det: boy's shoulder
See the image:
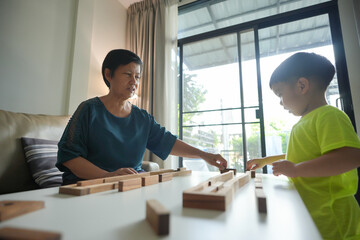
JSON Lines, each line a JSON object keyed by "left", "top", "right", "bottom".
{"left": 306, "top": 105, "right": 347, "bottom": 120}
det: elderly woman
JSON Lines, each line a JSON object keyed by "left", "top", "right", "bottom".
{"left": 56, "top": 49, "right": 227, "bottom": 184}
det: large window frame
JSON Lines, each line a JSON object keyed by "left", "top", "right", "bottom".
{"left": 178, "top": 0, "right": 355, "bottom": 168}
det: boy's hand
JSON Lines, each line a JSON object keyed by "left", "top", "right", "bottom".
{"left": 246, "top": 158, "right": 266, "bottom": 171}
{"left": 272, "top": 160, "right": 298, "bottom": 177}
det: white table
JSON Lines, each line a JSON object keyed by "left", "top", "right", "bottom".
{"left": 0, "top": 171, "right": 321, "bottom": 240}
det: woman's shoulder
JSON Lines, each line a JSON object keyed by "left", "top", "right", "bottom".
{"left": 131, "top": 104, "right": 154, "bottom": 120}
{"left": 72, "top": 97, "right": 103, "bottom": 117}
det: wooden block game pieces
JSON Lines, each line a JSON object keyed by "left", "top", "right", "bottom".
{"left": 59, "top": 182, "right": 117, "bottom": 196}
{"left": 255, "top": 188, "right": 267, "bottom": 213}
{"left": 0, "top": 201, "right": 44, "bottom": 222}
{"left": 220, "top": 168, "right": 237, "bottom": 175}
{"left": 146, "top": 199, "right": 170, "bottom": 236}
{"left": 172, "top": 169, "right": 192, "bottom": 177}
{"left": 142, "top": 175, "right": 159, "bottom": 186}
{"left": 255, "top": 182, "right": 263, "bottom": 189}
{"left": 251, "top": 170, "right": 256, "bottom": 178}
{"left": 119, "top": 178, "right": 142, "bottom": 192}
{"left": 0, "top": 227, "right": 61, "bottom": 240}
{"left": 77, "top": 178, "right": 103, "bottom": 186}
{"left": 59, "top": 168, "right": 191, "bottom": 196}
{"left": 183, "top": 171, "right": 249, "bottom": 211}
{"left": 159, "top": 173, "right": 173, "bottom": 182}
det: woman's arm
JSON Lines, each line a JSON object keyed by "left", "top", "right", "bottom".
{"left": 246, "top": 154, "right": 286, "bottom": 170}
{"left": 272, "top": 147, "right": 360, "bottom": 177}
{"left": 170, "top": 139, "right": 227, "bottom": 170}
{"left": 63, "top": 157, "right": 137, "bottom": 179}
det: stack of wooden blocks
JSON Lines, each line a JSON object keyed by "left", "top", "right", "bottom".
{"left": 59, "top": 168, "right": 192, "bottom": 196}
{"left": 182, "top": 171, "right": 251, "bottom": 211}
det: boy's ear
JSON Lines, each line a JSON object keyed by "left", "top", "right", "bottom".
{"left": 104, "top": 68, "right": 112, "bottom": 83}
{"left": 296, "top": 77, "right": 310, "bottom": 94}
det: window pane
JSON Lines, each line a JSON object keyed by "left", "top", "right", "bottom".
{"left": 182, "top": 34, "right": 240, "bottom": 112}
{"left": 183, "top": 109, "right": 242, "bottom": 126}
{"left": 183, "top": 124, "right": 243, "bottom": 172}
{"left": 240, "top": 30, "right": 259, "bottom": 107}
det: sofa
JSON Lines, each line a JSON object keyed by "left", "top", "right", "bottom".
{"left": 0, "top": 109, "right": 159, "bottom": 194}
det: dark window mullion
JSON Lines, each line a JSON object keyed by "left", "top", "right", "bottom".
{"left": 254, "top": 26, "right": 267, "bottom": 173}
{"left": 237, "top": 31, "right": 248, "bottom": 173}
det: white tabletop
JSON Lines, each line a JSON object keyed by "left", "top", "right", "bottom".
{"left": 0, "top": 171, "right": 321, "bottom": 240}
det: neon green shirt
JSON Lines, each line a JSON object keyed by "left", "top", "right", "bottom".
{"left": 287, "top": 105, "right": 360, "bottom": 240}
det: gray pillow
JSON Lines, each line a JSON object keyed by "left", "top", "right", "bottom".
{"left": 21, "top": 137, "right": 63, "bottom": 188}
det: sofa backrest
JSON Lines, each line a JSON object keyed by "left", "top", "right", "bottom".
{"left": 0, "top": 109, "right": 70, "bottom": 194}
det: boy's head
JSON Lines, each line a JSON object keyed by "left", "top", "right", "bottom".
{"left": 270, "top": 52, "right": 335, "bottom": 116}
{"left": 269, "top": 52, "right": 335, "bottom": 91}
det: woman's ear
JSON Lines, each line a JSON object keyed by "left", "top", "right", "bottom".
{"left": 297, "top": 77, "right": 310, "bottom": 94}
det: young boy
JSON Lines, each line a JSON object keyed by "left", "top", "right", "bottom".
{"left": 246, "top": 52, "right": 360, "bottom": 240}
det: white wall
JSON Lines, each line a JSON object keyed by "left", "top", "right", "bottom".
{"left": 0, "top": 0, "right": 127, "bottom": 115}
{"left": 338, "top": 0, "right": 360, "bottom": 136}
{"left": 0, "top": 0, "right": 76, "bottom": 115}
{"left": 87, "top": 0, "right": 127, "bottom": 101}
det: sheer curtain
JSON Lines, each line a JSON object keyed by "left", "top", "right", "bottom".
{"left": 126, "top": 0, "right": 178, "bottom": 169}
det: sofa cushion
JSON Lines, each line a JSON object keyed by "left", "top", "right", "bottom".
{"left": 21, "top": 137, "right": 63, "bottom": 188}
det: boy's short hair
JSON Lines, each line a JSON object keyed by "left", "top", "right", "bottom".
{"left": 269, "top": 52, "right": 335, "bottom": 90}
{"left": 102, "top": 49, "right": 143, "bottom": 88}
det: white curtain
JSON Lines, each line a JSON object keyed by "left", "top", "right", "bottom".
{"left": 126, "top": 0, "right": 178, "bottom": 169}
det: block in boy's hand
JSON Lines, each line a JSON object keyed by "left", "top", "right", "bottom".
{"left": 220, "top": 168, "right": 237, "bottom": 175}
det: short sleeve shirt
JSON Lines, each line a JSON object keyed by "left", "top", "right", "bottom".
{"left": 287, "top": 105, "right": 360, "bottom": 239}
{"left": 56, "top": 97, "right": 177, "bottom": 182}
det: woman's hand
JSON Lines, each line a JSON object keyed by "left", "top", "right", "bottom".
{"left": 272, "top": 160, "right": 297, "bottom": 177}
{"left": 246, "top": 158, "right": 266, "bottom": 171}
{"left": 105, "top": 168, "right": 138, "bottom": 177}
{"left": 200, "top": 152, "right": 227, "bottom": 170}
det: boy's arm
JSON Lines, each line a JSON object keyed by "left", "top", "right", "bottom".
{"left": 272, "top": 147, "right": 360, "bottom": 177}
{"left": 246, "top": 154, "right": 286, "bottom": 170}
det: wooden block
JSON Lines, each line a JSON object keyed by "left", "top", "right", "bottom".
{"left": 255, "top": 182, "right": 263, "bottom": 189}
{"left": 208, "top": 171, "right": 234, "bottom": 184}
{"left": 149, "top": 169, "right": 175, "bottom": 176}
{"left": 146, "top": 199, "right": 169, "bottom": 236}
{"left": 104, "top": 172, "right": 150, "bottom": 183}
{"left": 183, "top": 187, "right": 233, "bottom": 211}
{"left": 177, "top": 167, "right": 186, "bottom": 171}
{"left": 255, "top": 188, "right": 267, "bottom": 213}
{"left": 171, "top": 170, "right": 192, "bottom": 177}
{"left": 59, "top": 184, "right": 89, "bottom": 196}
{"left": 254, "top": 177, "right": 262, "bottom": 183}
{"left": 142, "top": 175, "right": 159, "bottom": 186}
{"left": 251, "top": 170, "right": 256, "bottom": 178}
{"left": 159, "top": 173, "right": 173, "bottom": 182}
{"left": 87, "top": 182, "right": 117, "bottom": 194}
{"left": 237, "top": 173, "right": 250, "bottom": 188}
{"left": 201, "top": 182, "right": 224, "bottom": 193}
{"left": 220, "top": 168, "right": 237, "bottom": 175}
{"left": 0, "top": 227, "right": 61, "bottom": 240}
{"left": 0, "top": 201, "right": 44, "bottom": 222}
{"left": 77, "top": 178, "right": 104, "bottom": 186}
{"left": 59, "top": 182, "right": 117, "bottom": 196}
{"left": 118, "top": 178, "right": 142, "bottom": 192}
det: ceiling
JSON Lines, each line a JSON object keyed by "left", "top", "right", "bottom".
{"left": 178, "top": 0, "right": 333, "bottom": 71}
{"left": 118, "top": 0, "right": 143, "bottom": 8}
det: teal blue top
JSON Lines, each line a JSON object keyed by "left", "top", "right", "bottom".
{"left": 56, "top": 97, "right": 177, "bottom": 183}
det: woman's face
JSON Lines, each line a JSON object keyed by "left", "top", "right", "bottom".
{"left": 106, "top": 62, "right": 141, "bottom": 100}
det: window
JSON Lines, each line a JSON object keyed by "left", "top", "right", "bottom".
{"left": 178, "top": 0, "right": 355, "bottom": 173}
